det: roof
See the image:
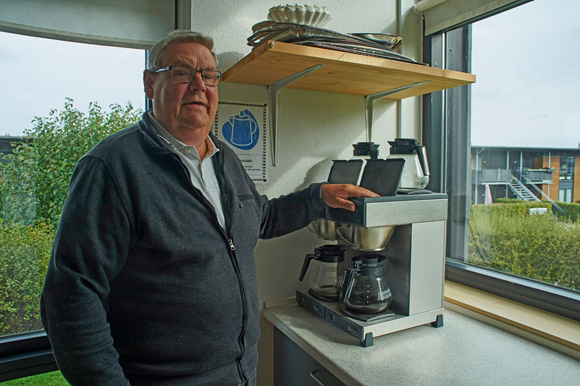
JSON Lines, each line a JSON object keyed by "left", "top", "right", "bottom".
{"left": 471, "top": 145, "right": 580, "bottom": 154}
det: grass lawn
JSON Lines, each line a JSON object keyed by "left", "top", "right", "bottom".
{"left": 2, "top": 371, "right": 69, "bottom": 385}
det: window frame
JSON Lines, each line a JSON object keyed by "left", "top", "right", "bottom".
{"left": 0, "top": 332, "right": 56, "bottom": 382}
{"left": 423, "top": 8, "right": 580, "bottom": 323}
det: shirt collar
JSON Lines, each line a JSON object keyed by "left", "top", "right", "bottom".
{"left": 148, "top": 112, "right": 219, "bottom": 161}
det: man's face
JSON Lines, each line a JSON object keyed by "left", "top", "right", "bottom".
{"left": 144, "top": 42, "right": 219, "bottom": 143}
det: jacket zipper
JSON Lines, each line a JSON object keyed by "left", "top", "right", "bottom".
{"left": 227, "top": 239, "right": 249, "bottom": 385}
{"left": 218, "top": 148, "right": 249, "bottom": 385}
{"left": 168, "top": 150, "right": 249, "bottom": 385}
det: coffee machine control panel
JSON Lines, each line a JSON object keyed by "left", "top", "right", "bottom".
{"left": 324, "top": 193, "right": 448, "bottom": 227}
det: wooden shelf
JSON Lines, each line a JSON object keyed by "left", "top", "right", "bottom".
{"left": 223, "top": 40, "right": 475, "bottom": 99}
{"left": 222, "top": 40, "right": 475, "bottom": 166}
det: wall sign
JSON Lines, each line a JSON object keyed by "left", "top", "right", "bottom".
{"left": 214, "top": 101, "right": 268, "bottom": 183}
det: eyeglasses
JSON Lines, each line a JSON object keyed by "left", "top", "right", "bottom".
{"left": 153, "top": 66, "right": 222, "bottom": 86}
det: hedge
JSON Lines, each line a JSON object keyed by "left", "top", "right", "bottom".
{"left": 0, "top": 220, "right": 54, "bottom": 335}
{"left": 552, "top": 201, "right": 580, "bottom": 222}
{"left": 496, "top": 197, "right": 580, "bottom": 222}
{"left": 469, "top": 203, "right": 580, "bottom": 291}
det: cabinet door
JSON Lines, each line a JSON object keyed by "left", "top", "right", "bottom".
{"left": 273, "top": 327, "right": 345, "bottom": 386}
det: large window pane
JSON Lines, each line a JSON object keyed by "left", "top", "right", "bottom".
{"left": 465, "top": 0, "right": 580, "bottom": 294}
{"left": 0, "top": 32, "right": 145, "bottom": 338}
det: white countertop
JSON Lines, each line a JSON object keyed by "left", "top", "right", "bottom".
{"left": 263, "top": 303, "right": 580, "bottom": 386}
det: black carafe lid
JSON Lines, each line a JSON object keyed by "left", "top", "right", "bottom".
{"left": 315, "top": 245, "right": 347, "bottom": 263}
{"left": 352, "top": 254, "right": 385, "bottom": 276}
{"left": 352, "top": 142, "right": 380, "bottom": 159}
{"left": 387, "top": 138, "right": 420, "bottom": 154}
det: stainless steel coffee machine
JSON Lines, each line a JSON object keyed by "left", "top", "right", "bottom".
{"left": 297, "top": 144, "right": 447, "bottom": 347}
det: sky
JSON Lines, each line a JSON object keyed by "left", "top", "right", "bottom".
{"left": 470, "top": 0, "right": 580, "bottom": 149}
{"left": 0, "top": 32, "right": 146, "bottom": 136}
{"left": 0, "top": 0, "right": 578, "bottom": 148}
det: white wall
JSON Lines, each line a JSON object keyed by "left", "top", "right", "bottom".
{"left": 197, "top": 0, "right": 424, "bottom": 308}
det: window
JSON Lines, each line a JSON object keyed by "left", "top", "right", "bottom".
{"left": 424, "top": 0, "right": 580, "bottom": 321}
{"left": 0, "top": 31, "right": 145, "bottom": 381}
{"left": 560, "top": 157, "right": 575, "bottom": 180}
{"left": 558, "top": 188, "right": 571, "bottom": 203}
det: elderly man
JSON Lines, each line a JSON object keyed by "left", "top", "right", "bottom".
{"left": 41, "top": 30, "right": 377, "bottom": 386}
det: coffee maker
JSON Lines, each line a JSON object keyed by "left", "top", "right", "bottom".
{"left": 297, "top": 142, "right": 447, "bottom": 347}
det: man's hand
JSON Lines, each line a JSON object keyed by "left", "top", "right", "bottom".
{"left": 321, "top": 184, "right": 380, "bottom": 212}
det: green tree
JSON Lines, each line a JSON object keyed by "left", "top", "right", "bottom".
{"left": 1, "top": 98, "right": 142, "bottom": 228}
{"left": 0, "top": 99, "right": 142, "bottom": 336}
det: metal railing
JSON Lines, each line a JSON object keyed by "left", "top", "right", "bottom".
{"left": 509, "top": 173, "right": 540, "bottom": 202}
{"left": 515, "top": 169, "right": 554, "bottom": 184}
{"left": 474, "top": 169, "right": 511, "bottom": 184}
{"left": 473, "top": 168, "right": 554, "bottom": 185}
{"left": 520, "top": 175, "right": 564, "bottom": 213}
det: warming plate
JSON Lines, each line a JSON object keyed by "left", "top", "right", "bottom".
{"left": 296, "top": 290, "right": 443, "bottom": 347}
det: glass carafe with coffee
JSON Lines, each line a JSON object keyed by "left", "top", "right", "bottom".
{"left": 299, "top": 245, "right": 348, "bottom": 302}
{"left": 339, "top": 254, "right": 393, "bottom": 321}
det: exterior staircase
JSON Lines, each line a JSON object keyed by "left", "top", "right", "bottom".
{"left": 509, "top": 172, "right": 564, "bottom": 213}
{"left": 509, "top": 175, "right": 540, "bottom": 202}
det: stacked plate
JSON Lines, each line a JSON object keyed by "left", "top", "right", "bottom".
{"left": 248, "top": 22, "right": 417, "bottom": 64}
{"left": 267, "top": 4, "right": 331, "bottom": 28}
{"left": 250, "top": 4, "right": 421, "bottom": 64}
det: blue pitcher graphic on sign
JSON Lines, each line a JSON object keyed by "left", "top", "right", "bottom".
{"left": 222, "top": 109, "right": 259, "bottom": 150}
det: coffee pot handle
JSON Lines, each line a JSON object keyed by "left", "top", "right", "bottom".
{"left": 339, "top": 260, "right": 363, "bottom": 301}
{"left": 299, "top": 253, "right": 317, "bottom": 281}
{"left": 416, "top": 145, "right": 430, "bottom": 177}
{"left": 339, "top": 268, "right": 357, "bottom": 302}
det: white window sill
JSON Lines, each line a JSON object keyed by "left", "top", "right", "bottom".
{"left": 444, "top": 280, "right": 580, "bottom": 360}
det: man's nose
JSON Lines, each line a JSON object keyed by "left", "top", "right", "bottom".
{"left": 188, "top": 72, "right": 206, "bottom": 91}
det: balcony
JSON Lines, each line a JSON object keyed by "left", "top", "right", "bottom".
{"left": 472, "top": 168, "right": 554, "bottom": 185}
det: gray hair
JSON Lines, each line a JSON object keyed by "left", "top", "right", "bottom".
{"left": 147, "top": 30, "right": 217, "bottom": 70}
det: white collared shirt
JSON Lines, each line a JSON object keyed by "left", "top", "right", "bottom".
{"left": 149, "top": 113, "right": 226, "bottom": 230}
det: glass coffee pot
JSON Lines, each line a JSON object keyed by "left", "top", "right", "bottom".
{"left": 339, "top": 254, "right": 392, "bottom": 314}
{"left": 299, "top": 245, "right": 347, "bottom": 301}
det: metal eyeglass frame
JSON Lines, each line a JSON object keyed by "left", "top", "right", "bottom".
{"left": 153, "top": 66, "right": 222, "bottom": 86}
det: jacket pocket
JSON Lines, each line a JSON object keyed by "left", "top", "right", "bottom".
{"left": 231, "top": 194, "right": 261, "bottom": 242}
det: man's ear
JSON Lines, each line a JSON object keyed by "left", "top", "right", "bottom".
{"left": 143, "top": 70, "right": 155, "bottom": 100}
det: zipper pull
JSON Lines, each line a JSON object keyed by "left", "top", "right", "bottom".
{"left": 228, "top": 239, "right": 236, "bottom": 251}
{"left": 238, "top": 197, "right": 243, "bottom": 208}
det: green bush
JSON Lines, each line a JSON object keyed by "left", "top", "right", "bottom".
{"left": 496, "top": 196, "right": 580, "bottom": 221}
{"left": 0, "top": 220, "right": 54, "bottom": 335}
{"left": 552, "top": 200, "right": 580, "bottom": 222}
{"left": 491, "top": 198, "right": 552, "bottom": 216}
{"left": 469, "top": 204, "right": 580, "bottom": 291}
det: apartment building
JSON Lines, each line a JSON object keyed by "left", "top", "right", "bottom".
{"left": 471, "top": 145, "right": 580, "bottom": 205}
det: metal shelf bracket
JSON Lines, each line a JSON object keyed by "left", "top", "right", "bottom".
{"left": 267, "top": 64, "right": 324, "bottom": 166}
{"left": 365, "top": 81, "right": 431, "bottom": 142}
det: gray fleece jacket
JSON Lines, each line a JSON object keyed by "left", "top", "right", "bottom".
{"left": 40, "top": 112, "right": 326, "bottom": 386}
